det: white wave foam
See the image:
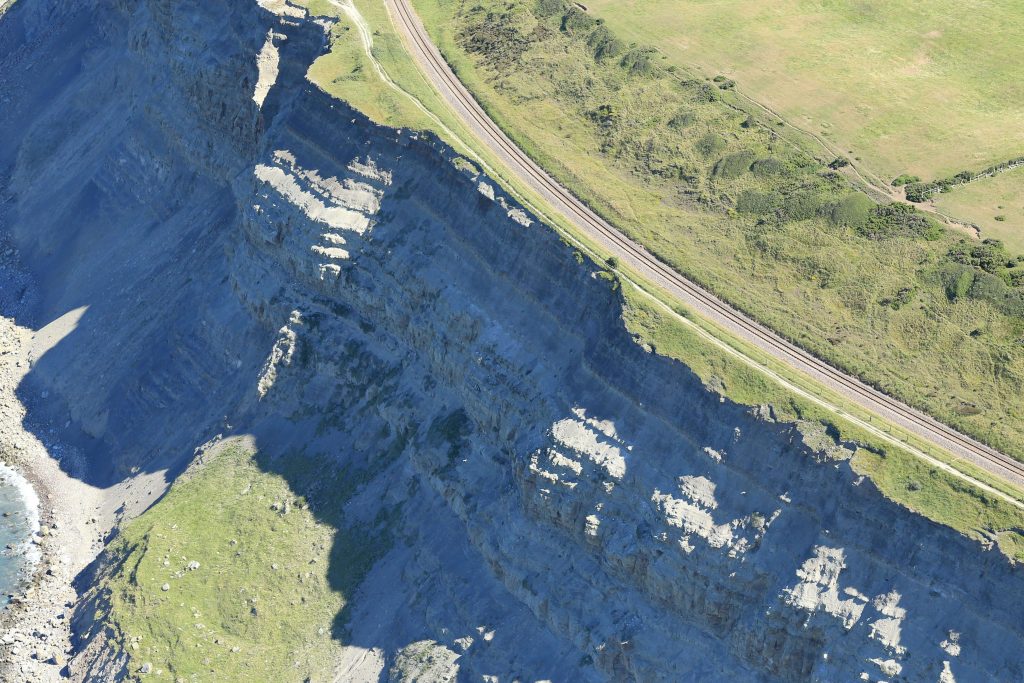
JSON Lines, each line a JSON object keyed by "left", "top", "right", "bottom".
{"left": 0, "top": 462, "right": 41, "bottom": 571}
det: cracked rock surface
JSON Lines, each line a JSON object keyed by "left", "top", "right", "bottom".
{"left": 1, "top": 1, "right": 1023, "bottom": 681}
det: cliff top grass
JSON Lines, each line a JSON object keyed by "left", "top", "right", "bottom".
{"left": 90, "top": 442, "right": 383, "bottom": 681}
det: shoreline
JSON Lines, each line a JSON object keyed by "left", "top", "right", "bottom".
{"left": 0, "top": 461, "right": 42, "bottom": 590}
{"left": 0, "top": 315, "right": 108, "bottom": 682}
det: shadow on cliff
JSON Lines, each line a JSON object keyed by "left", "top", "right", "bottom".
{"left": 6, "top": 1, "right": 1024, "bottom": 681}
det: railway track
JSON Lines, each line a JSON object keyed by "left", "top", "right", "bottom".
{"left": 385, "top": 0, "right": 1024, "bottom": 489}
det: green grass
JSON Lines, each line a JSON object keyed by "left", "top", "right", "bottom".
{"left": 302, "top": 1, "right": 436, "bottom": 133}
{"left": 934, "top": 167, "right": 1024, "bottom": 254}
{"left": 582, "top": 0, "right": 1024, "bottom": 185}
{"left": 90, "top": 441, "right": 385, "bottom": 681}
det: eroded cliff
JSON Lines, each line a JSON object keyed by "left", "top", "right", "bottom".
{"left": 0, "top": 1, "right": 1022, "bottom": 681}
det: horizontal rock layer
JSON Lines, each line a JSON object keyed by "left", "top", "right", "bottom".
{"left": 1, "top": 1, "right": 1022, "bottom": 681}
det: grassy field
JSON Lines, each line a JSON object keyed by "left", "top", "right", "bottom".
{"left": 934, "top": 166, "right": 1024, "bottom": 253}
{"left": 89, "top": 442, "right": 385, "bottom": 681}
{"left": 582, "top": 0, "right": 1024, "bottom": 184}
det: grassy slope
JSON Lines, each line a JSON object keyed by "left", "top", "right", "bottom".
{"left": 583, "top": 0, "right": 1024, "bottom": 182}
{"left": 92, "top": 443, "right": 384, "bottom": 681}
{"left": 934, "top": 166, "right": 1024, "bottom": 254}
{"left": 411, "top": 0, "right": 1024, "bottom": 460}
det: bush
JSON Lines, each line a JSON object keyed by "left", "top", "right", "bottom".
{"left": 587, "top": 25, "right": 625, "bottom": 60}
{"left": 685, "top": 80, "right": 718, "bottom": 103}
{"left": 828, "top": 157, "right": 850, "bottom": 170}
{"left": 861, "top": 202, "right": 942, "bottom": 240}
{"left": 751, "top": 157, "right": 785, "bottom": 177}
{"left": 995, "top": 215, "right": 1007, "bottom": 222}
{"left": 892, "top": 173, "right": 920, "bottom": 187}
{"left": 619, "top": 48, "right": 658, "bottom": 77}
{"left": 588, "top": 103, "right": 617, "bottom": 126}
{"left": 942, "top": 265, "right": 975, "bottom": 301}
{"left": 696, "top": 132, "right": 726, "bottom": 157}
{"left": 736, "top": 190, "right": 779, "bottom": 215}
{"left": 829, "top": 192, "right": 874, "bottom": 228}
{"left": 712, "top": 150, "right": 755, "bottom": 179}
{"left": 606, "top": 255, "right": 620, "bottom": 268}
{"left": 969, "top": 271, "right": 1011, "bottom": 302}
{"left": 781, "top": 191, "right": 825, "bottom": 222}
{"left": 879, "top": 287, "right": 916, "bottom": 310}
{"left": 667, "top": 110, "right": 695, "bottom": 130}
{"left": 904, "top": 181, "right": 938, "bottom": 203}
{"left": 535, "top": 0, "right": 565, "bottom": 17}
{"left": 948, "top": 240, "right": 1009, "bottom": 274}
{"left": 561, "top": 7, "right": 597, "bottom": 35}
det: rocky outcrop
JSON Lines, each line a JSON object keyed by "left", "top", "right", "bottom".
{"left": 1, "top": 0, "right": 1023, "bottom": 681}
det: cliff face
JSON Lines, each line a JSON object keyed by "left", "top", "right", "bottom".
{"left": 1, "top": 1, "right": 1023, "bottom": 681}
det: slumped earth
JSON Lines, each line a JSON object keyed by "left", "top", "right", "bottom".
{"left": 0, "top": 0, "right": 1022, "bottom": 681}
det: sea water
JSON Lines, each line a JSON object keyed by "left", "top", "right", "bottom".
{"left": 0, "top": 463, "right": 39, "bottom": 606}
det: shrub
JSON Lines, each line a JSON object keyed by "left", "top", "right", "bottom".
{"left": 904, "top": 182, "right": 937, "bottom": 203}
{"left": 536, "top": 0, "right": 565, "bottom": 17}
{"left": 861, "top": 202, "right": 942, "bottom": 240}
{"left": 740, "top": 114, "right": 755, "bottom": 129}
{"left": 736, "top": 190, "right": 779, "bottom": 215}
{"left": 751, "top": 157, "right": 785, "bottom": 177}
{"left": 879, "top": 287, "right": 916, "bottom": 310}
{"left": 712, "top": 150, "right": 755, "bottom": 179}
{"left": 667, "top": 110, "right": 695, "bottom": 130}
{"left": 685, "top": 80, "right": 718, "bottom": 103}
{"left": 561, "top": 7, "right": 597, "bottom": 35}
{"left": 829, "top": 192, "right": 874, "bottom": 228}
{"left": 828, "top": 157, "right": 850, "bottom": 170}
{"left": 892, "top": 173, "right": 920, "bottom": 187}
{"left": 606, "top": 255, "right": 620, "bottom": 268}
{"left": 995, "top": 215, "right": 1007, "bottom": 222}
{"left": 942, "top": 265, "right": 975, "bottom": 301}
{"left": 588, "top": 103, "right": 617, "bottom": 126}
{"left": 587, "top": 25, "right": 625, "bottom": 60}
{"left": 619, "top": 48, "right": 658, "bottom": 77}
{"left": 781, "top": 191, "right": 825, "bottom": 222}
{"left": 947, "top": 240, "right": 1009, "bottom": 274}
{"left": 969, "top": 271, "right": 1011, "bottom": 302}
{"left": 696, "top": 132, "right": 726, "bottom": 157}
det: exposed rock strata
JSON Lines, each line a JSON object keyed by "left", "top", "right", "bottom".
{"left": 1, "top": 0, "right": 1023, "bottom": 681}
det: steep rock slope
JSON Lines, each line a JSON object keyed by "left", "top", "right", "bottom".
{"left": 1, "top": 1, "right": 1022, "bottom": 681}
